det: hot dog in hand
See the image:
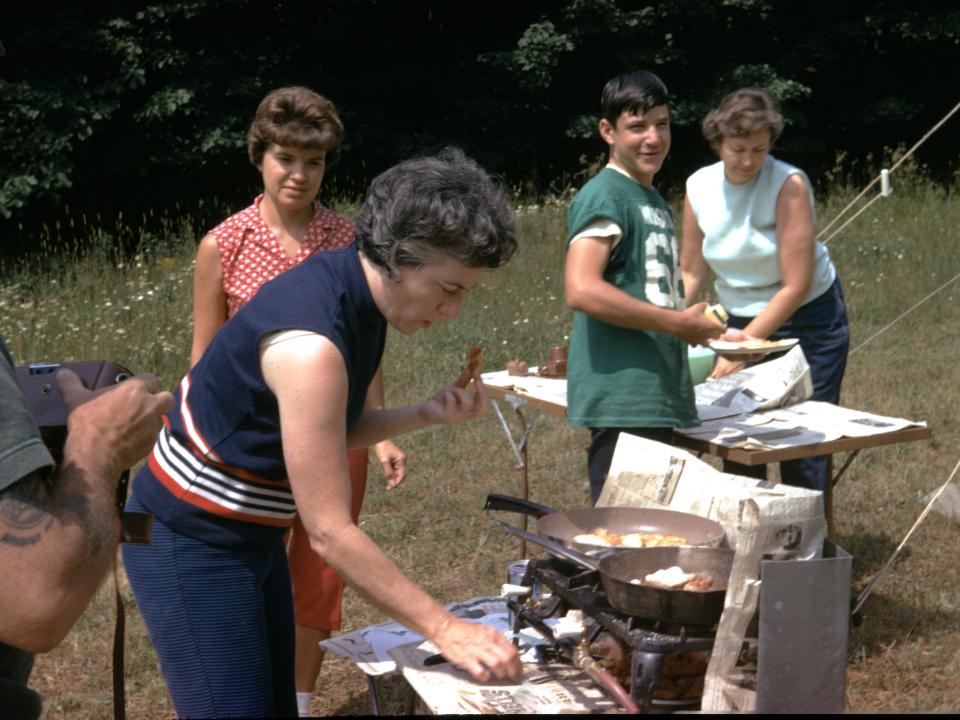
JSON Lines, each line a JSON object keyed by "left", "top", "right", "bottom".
{"left": 454, "top": 346, "right": 484, "bottom": 388}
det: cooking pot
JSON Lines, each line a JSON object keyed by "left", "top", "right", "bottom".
{"left": 494, "top": 520, "right": 734, "bottom": 626}
{"left": 484, "top": 493, "right": 725, "bottom": 553}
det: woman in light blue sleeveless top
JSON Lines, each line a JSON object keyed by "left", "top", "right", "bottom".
{"left": 680, "top": 88, "right": 849, "bottom": 492}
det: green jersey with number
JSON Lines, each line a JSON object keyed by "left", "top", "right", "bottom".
{"left": 565, "top": 167, "right": 697, "bottom": 429}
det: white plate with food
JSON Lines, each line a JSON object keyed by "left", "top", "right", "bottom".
{"left": 707, "top": 338, "right": 799, "bottom": 357}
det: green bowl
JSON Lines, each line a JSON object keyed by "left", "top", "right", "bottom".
{"left": 688, "top": 345, "right": 717, "bottom": 385}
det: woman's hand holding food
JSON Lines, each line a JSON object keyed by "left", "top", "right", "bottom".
{"left": 718, "top": 327, "right": 752, "bottom": 343}
{"left": 430, "top": 614, "right": 522, "bottom": 682}
{"left": 419, "top": 371, "right": 490, "bottom": 426}
{"left": 709, "top": 328, "right": 767, "bottom": 374}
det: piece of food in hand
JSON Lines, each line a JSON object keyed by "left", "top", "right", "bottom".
{"left": 704, "top": 303, "right": 729, "bottom": 326}
{"left": 506, "top": 359, "right": 529, "bottom": 377}
{"left": 454, "top": 346, "right": 484, "bottom": 388}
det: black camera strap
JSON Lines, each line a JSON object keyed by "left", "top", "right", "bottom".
{"left": 112, "top": 471, "right": 153, "bottom": 720}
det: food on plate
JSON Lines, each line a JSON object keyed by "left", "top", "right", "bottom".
{"left": 454, "top": 346, "right": 484, "bottom": 388}
{"left": 708, "top": 337, "right": 798, "bottom": 354}
{"left": 572, "top": 526, "right": 688, "bottom": 548}
{"left": 727, "top": 339, "right": 788, "bottom": 350}
{"left": 506, "top": 359, "right": 529, "bottom": 377}
{"left": 632, "top": 565, "right": 716, "bottom": 591}
{"left": 704, "top": 303, "right": 729, "bottom": 326}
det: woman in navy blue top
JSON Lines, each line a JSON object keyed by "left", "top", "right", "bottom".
{"left": 122, "top": 148, "right": 520, "bottom": 717}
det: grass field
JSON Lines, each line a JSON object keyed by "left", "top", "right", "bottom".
{"left": 3, "top": 166, "right": 959, "bottom": 716}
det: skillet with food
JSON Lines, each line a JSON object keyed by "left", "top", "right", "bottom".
{"left": 484, "top": 493, "right": 725, "bottom": 553}
{"left": 494, "top": 520, "right": 734, "bottom": 626}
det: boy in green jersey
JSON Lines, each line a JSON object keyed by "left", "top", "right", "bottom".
{"left": 564, "top": 70, "right": 723, "bottom": 502}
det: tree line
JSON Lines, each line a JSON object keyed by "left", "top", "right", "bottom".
{"left": 2, "top": 0, "right": 958, "bottom": 256}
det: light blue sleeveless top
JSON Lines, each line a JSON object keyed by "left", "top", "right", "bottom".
{"left": 685, "top": 155, "right": 836, "bottom": 316}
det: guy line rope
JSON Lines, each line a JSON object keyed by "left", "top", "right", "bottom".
{"left": 816, "top": 97, "right": 960, "bottom": 353}
{"left": 818, "top": 96, "right": 960, "bottom": 245}
{"left": 822, "top": 96, "right": 960, "bottom": 354}
{"left": 815, "top": 97, "right": 960, "bottom": 613}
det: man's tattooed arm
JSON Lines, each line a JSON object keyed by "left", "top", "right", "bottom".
{"left": 0, "top": 469, "right": 108, "bottom": 561}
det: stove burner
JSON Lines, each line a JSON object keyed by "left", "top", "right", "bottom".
{"left": 517, "top": 557, "right": 716, "bottom": 712}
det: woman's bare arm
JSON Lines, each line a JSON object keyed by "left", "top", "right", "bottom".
{"left": 739, "top": 174, "right": 816, "bottom": 340}
{"left": 191, "top": 234, "right": 228, "bottom": 366}
{"left": 680, "top": 195, "right": 709, "bottom": 305}
{"left": 260, "top": 335, "right": 519, "bottom": 681}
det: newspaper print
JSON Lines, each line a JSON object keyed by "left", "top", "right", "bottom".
{"left": 320, "top": 596, "right": 508, "bottom": 676}
{"left": 389, "top": 641, "right": 618, "bottom": 715}
{"left": 693, "top": 344, "right": 813, "bottom": 413}
{"left": 597, "top": 433, "right": 826, "bottom": 712}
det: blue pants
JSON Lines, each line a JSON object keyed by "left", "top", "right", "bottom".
{"left": 726, "top": 278, "right": 850, "bottom": 491}
{"left": 121, "top": 493, "right": 297, "bottom": 718}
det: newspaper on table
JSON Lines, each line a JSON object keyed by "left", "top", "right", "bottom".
{"left": 597, "top": 433, "right": 827, "bottom": 713}
{"left": 390, "top": 642, "right": 619, "bottom": 714}
{"left": 770, "top": 400, "right": 927, "bottom": 438}
{"left": 693, "top": 344, "right": 813, "bottom": 416}
{"left": 323, "top": 596, "right": 618, "bottom": 714}
{"left": 320, "top": 596, "right": 508, "bottom": 676}
{"left": 682, "top": 345, "right": 926, "bottom": 451}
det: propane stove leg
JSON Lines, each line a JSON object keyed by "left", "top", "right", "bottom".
{"left": 631, "top": 651, "right": 665, "bottom": 713}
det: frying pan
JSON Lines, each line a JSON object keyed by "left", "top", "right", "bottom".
{"left": 495, "top": 520, "right": 734, "bottom": 626}
{"left": 484, "top": 493, "right": 725, "bottom": 553}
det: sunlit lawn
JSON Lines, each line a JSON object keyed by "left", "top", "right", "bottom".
{"left": 3, "top": 166, "right": 959, "bottom": 716}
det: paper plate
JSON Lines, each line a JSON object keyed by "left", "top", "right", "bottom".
{"left": 708, "top": 338, "right": 799, "bottom": 357}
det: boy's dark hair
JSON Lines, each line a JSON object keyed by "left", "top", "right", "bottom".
{"left": 600, "top": 70, "right": 670, "bottom": 125}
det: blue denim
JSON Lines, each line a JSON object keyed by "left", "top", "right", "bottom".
{"left": 725, "top": 278, "right": 850, "bottom": 491}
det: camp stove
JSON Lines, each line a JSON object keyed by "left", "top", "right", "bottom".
{"left": 511, "top": 557, "right": 716, "bottom": 713}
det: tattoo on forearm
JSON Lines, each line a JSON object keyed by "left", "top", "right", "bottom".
{"left": 0, "top": 472, "right": 53, "bottom": 546}
{"left": 0, "top": 469, "right": 108, "bottom": 559}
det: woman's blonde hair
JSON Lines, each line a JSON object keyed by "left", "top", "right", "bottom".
{"left": 702, "top": 88, "right": 784, "bottom": 149}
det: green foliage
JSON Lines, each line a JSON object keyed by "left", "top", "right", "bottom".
{"left": 2, "top": 0, "right": 959, "bottom": 245}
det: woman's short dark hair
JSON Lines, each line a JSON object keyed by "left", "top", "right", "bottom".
{"left": 702, "top": 88, "right": 784, "bottom": 148}
{"left": 601, "top": 70, "right": 670, "bottom": 125}
{"left": 246, "top": 86, "right": 345, "bottom": 167}
{"left": 356, "top": 148, "right": 517, "bottom": 277}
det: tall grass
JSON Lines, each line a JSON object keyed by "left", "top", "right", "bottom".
{"left": 7, "top": 168, "right": 960, "bottom": 717}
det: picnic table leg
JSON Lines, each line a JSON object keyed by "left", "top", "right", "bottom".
{"left": 514, "top": 405, "right": 529, "bottom": 559}
{"left": 490, "top": 398, "right": 539, "bottom": 559}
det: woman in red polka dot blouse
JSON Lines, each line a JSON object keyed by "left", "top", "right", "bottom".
{"left": 189, "top": 86, "right": 406, "bottom": 717}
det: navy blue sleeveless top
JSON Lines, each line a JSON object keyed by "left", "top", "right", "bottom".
{"left": 133, "top": 244, "right": 386, "bottom": 545}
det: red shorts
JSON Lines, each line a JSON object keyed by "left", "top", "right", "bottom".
{"left": 287, "top": 448, "right": 368, "bottom": 631}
